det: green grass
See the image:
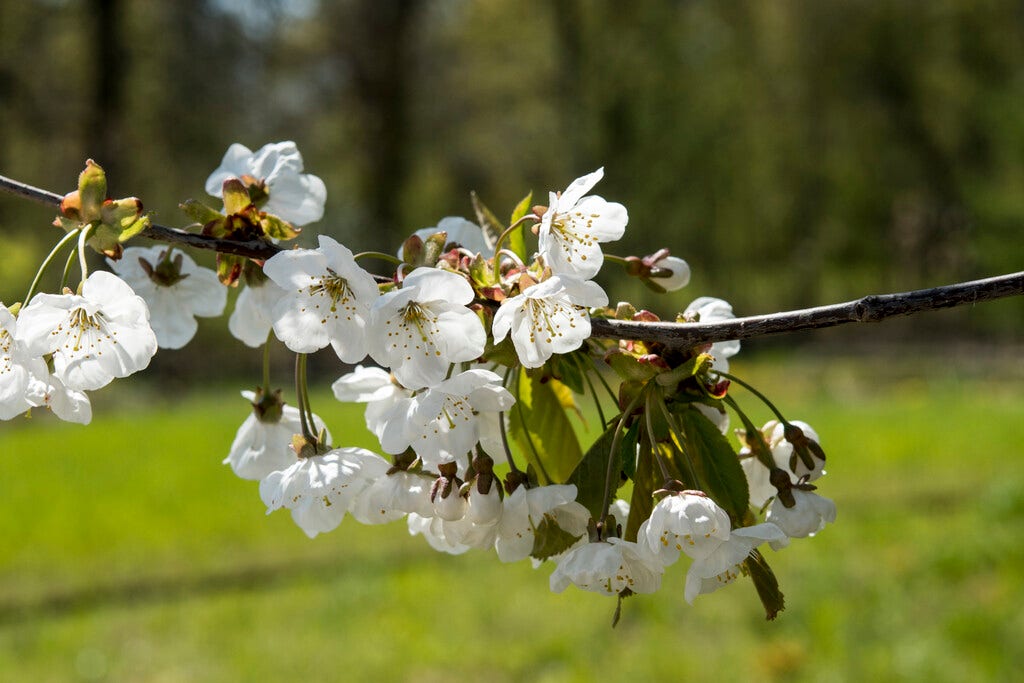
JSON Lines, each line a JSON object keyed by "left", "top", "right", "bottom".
{"left": 1, "top": 357, "right": 1023, "bottom": 682}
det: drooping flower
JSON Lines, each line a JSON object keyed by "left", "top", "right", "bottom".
{"left": 649, "top": 254, "right": 691, "bottom": 292}
{"left": 683, "top": 297, "right": 740, "bottom": 373}
{"left": 331, "top": 365, "right": 411, "bottom": 441}
{"left": 1, "top": 304, "right": 36, "bottom": 420}
{"left": 205, "top": 141, "right": 326, "bottom": 226}
{"left": 15, "top": 271, "right": 157, "bottom": 391}
{"left": 400, "top": 216, "right": 493, "bottom": 259}
{"left": 741, "top": 419, "right": 825, "bottom": 508}
{"left": 549, "top": 538, "right": 663, "bottom": 596}
{"left": 407, "top": 513, "right": 471, "bottom": 555}
{"left": 228, "top": 278, "right": 287, "bottom": 348}
{"left": 349, "top": 469, "right": 434, "bottom": 525}
{"left": 368, "top": 267, "right": 486, "bottom": 390}
{"left": 107, "top": 246, "right": 226, "bottom": 350}
{"left": 683, "top": 523, "right": 786, "bottom": 604}
{"left": 765, "top": 489, "right": 836, "bottom": 549}
{"left": 24, "top": 365, "right": 92, "bottom": 424}
{"left": 259, "top": 447, "right": 390, "bottom": 538}
{"left": 638, "top": 491, "right": 732, "bottom": 566}
{"left": 494, "top": 484, "right": 586, "bottom": 563}
{"left": 491, "top": 274, "right": 609, "bottom": 369}
{"left": 224, "top": 389, "right": 331, "bottom": 481}
{"left": 262, "top": 235, "right": 379, "bottom": 362}
{"left": 377, "top": 369, "right": 514, "bottom": 472}
{"left": 537, "top": 168, "right": 628, "bottom": 279}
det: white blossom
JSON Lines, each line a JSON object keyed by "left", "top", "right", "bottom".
{"left": 205, "top": 141, "right": 326, "bottom": 226}
{"left": 400, "top": 216, "right": 493, "bottom": 259}
{"left": 538, "top": 168, "right": 627, "bottom": 279}
{"left": 683, "top": 523, "right": 786, "bottom": 604}
{"left": 224, "top": 390, "right": 331, "bottom": 481}
{"left": 494, "top": 484, "right": 584, "bottom": 563}
{"left": 368, "top": 267, "right": 486, "bottom": 390}
{"left": 107, "top": 246, "right": 226, "bottom": 350}
{"left": 15, "top": 271, "right": 157, "bottom": 391}
{"left": 638, "top": 492, "right": 732, "bottom": 566}
{"left": 550, "top": 538, "right": 663, "bottom": 596}
{"left": 350, "top": 470, "right": 434, "bottom": 525}
{"left": 491, "top": 274, "right": 609, "bottom": 369}
{"left": 407, "top": 513, "right": 471, "bottom": 555}
{"left": 378, "top": 369, "right": 514, "bottom": 472}
{"left": 766, "top": 489, "right": 837, "bottom": 549}
{"left": 228, "top": 279, "right": 287, "bottom": 348}
{"left": 262, "top": 235, "right": 379, "bottom": 362}
{"left": 24, "top": 365, "right": 92, "bottom": 424}
{"left": 683, "top": 297, "right": 739, "bottom": 373}
{"left": 742, "top": 419, "right": 825, "bottom": 508}
{"left": 0, "top": 304, "right": 37, "bottom": 420}
{"left": 651, "top": 255, "right": 691, "bottom": 292}
{"left": 259, "top": 447, "right": 390, "bottom": 538}
{"left": 331, "top": 365, "right": 411, "bottom": 441}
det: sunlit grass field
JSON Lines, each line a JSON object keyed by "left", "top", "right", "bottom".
{"left": 1, "top": 355, "right": 1023, "bottom": 682}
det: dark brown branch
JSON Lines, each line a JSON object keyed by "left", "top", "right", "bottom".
{"left": 590, "top": 271, "right": 1024, "bottom": 346}
{"left": 3, "top": 173, "right": 1023, "bottom": 345}
{"left": 0, "top": 173, "right": 283, "bottom": 261}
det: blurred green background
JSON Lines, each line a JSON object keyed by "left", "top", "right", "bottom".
{"left": 1, "top": 0, "right": 1023, "bottom": 681}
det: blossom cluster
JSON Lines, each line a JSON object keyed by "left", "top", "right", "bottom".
{"left": 2, "top": 142, "right": 836, "bottom": 621}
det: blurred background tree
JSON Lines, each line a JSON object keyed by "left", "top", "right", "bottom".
{"left": 2, "top": 0, "right": 1022, "bottom": 363}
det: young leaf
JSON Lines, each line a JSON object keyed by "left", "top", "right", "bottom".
{"left": 509, "top": 369, "right": 583, "bottom": 485}
{"left": 568, "top": 418, "right": 639, "bottom": 519}
{"left": 471, "top": 191, "right": 505, "bottom": 252}
{"left": 77, "top": 159, "right": 107, "bottom": 221}
{"left": 530, "top": 513, "right": 583, "bottom": 561}
{"left": 506, "top": 191, "right": 532, "bottom": 261}
{"left": 624, "top": 434, "right": 656, "bottom": 542}
{"left": 744, "top": 550, "right": 785, "bottom": 620}
{"left": 675, "top": 405, "right": 750, "bottom": 523}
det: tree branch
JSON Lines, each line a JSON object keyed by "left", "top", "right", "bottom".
{"left": 3, "top": 173, "right": 1022, "bottom": 346}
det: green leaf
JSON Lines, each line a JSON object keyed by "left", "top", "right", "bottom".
{"left": 100, "top": 198, "right": 149, "bottom": 241}
{"left": 605, "top": 351, "right": 661, "bottom": 383}
{"left": 655, "top": 352, "right": 713, "bottom": 388}
{"left": 624, "top": 434, "right": 656, "bottom": 542}
{"left": 261, "top": 213, "right": 300, "bottom": 241}
{"left": 222, "top": 178, "right": 252, "bottom": 215}
{"left": 470, "top": 191, "right": 504, "bottom": 254}
{"left": 744, "top": 550, "right": 785, "bottom": 620}
{"left": 568, "top": 418, "right": 639, "bottom": 520}
{"left": 77, "top": 160, "right": 107, "bottom": 221}
{"left": 180, "top": 199, "right": 224, "bottom": 226}
{"left": 421, "top": 231, "right": 448, "bottom": 267}
{"left": 507, "top": 191, "right": 532, "bottom": 260}
{"left": 509, "top": 369, "right": 583, "bottom": 485}
{"left": 216, "top": 253, "right": 245, "bottom": 287}
{"left": 675, "top": 406, "right": 750, "bottom": 522}
{"left": 530, "top": 513, "right": 583, "bottom": 561}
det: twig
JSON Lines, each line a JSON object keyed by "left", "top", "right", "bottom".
{"left": 589, "top": 271, "right": 1024, "bottom": 346}
{"left": 3, "top": 173, "right": 1022, "bottom": 344}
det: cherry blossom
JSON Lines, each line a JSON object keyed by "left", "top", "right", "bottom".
{"left": 538, "top": 168, "right": 628, "bottom": 279}
{"left": 262, "top": 235, "right": 379, "bottom": 362}
{"left": 331, "top": 365, "right": 411, "bottom": 441}
{"left": 683, "top": 523, "right": 786, "bottom": 604}
{"left": 742, "top": 419, "right": 825, "bottom": 508}
{"left": 15, "top": 271, "right": 157, "bottom": 391}
{"left": 682, "top": 297, "right": 740, "bottom": 372}
{"left": 228, "top": 279, "right": 287, "bottom": 348}
{"left": 259, "top": 447, "right": 390, "bottom": 538}
{"left": 0, "top": 304, "right": 37, "bottom": 420}
{"left": 766, "top": 489, "right": 837, "bottom": 549}
{"left": 107, "top": 246, "right": 226, "bottom": 350}
{"left": 349, "top": 469, "right": 434, "bottom": 525}
{"left": 407, "top": 513, "right": 471, "bottom": 555}
{"left": 550, "top": 538, "right": 664, "bottom": 596}
{"left": 638, "top": 491, "right": 732, "bottom": 566}
{"left": 24, "top": 364, "right": 92, "bottom": 424}
{"left": 224, "top": 390, "right": 331, "bottom": 481}
{"left": 205, "top": 141, "right": 326, "bottom": 226}
{"left": 491, "top": 274, "right": 609, "bottom": 369}
{"left": 650, "top": 255, "right": 691, "bottom": 292}
{"left": 368, "top": 267, "right": 486, "bottom": 390}
{"left": 401, "top": 216, "right": 493, "bottom": 259}
{"left": 377, "top": 369, "right": 514, "bottom": 472}
{"left": 494, "top": 484, "right": 587, "bottom": 563}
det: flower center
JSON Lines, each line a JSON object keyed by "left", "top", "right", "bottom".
{"left": 305, "top": 269, "right": 359, "bottom": 323}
